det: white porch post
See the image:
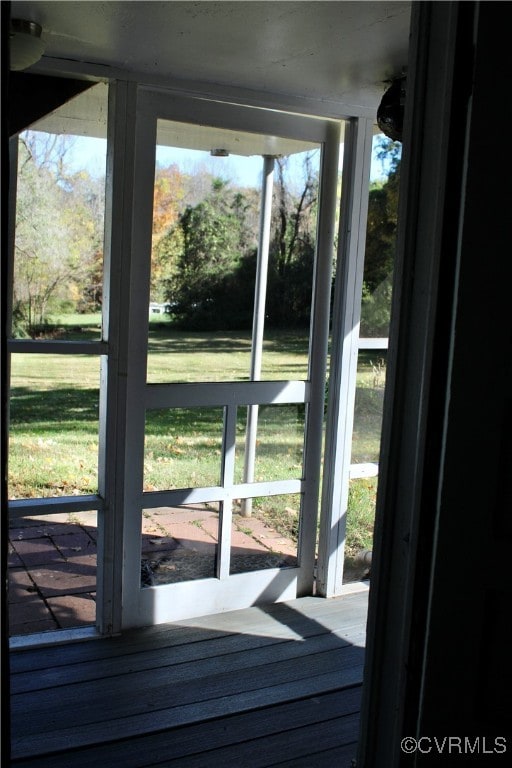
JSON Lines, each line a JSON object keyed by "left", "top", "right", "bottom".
{"left": 298, "top": 121, "right": 341, "bottom": 595}
{"left": 97, "top": 80, "right": 139, "bottom": 634}
{"left": 316, "top": 116, "right": 373, "bottom": 598}
{"left": 241, "top": 155, "right": 274, "bottom": 516}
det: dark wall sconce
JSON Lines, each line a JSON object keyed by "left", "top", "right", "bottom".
{"left": 377, "top": 75, "right": 406, "bottom": 142}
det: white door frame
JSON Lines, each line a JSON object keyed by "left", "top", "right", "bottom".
{"left": 118, "top": 86, "right": 341, "bottom": 628}
{"left": 316, "top": 116, "right": 374, "bottom": 597}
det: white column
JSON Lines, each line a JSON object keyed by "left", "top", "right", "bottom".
{"left": 241, "top": 155, "right": 275, "bottom": 516}
{"left": 316, "top": 116, "right": 373, "bottom": 598}
{"left": 97, "top": 80, "right": 140, "bottom": 633}
{"left": 297, "top": 120, "right": 341, "bottom": 596}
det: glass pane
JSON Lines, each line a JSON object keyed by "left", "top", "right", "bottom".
{"left": 12, "top": 85, "right": 107, "bottom": 342}
{"left": 147, "top": 330, "right": 254, "bottom": 384}
{"left": 351, "top": 351, "right": 386, "bottom": 465}
{"left": 147, "top": 123, "right": 260, "bottom": 384}
{"left": 144, "top": 407, "right": 224, "bottom": 491}
{"left": 235, "top": 404, "right": 305, "bottom": 484}
{"left": 8, "top": 511, "right": 97, "bottom": 636}
{"left": 260, "top": 151, "right": 320, "bottom": 380}
{"left": 147, "top": 120, "right": 320, "bottom": 384}
{"left": 141, "top": 504, "right": 218, "bottom": 585}
{"left": 231, "top": 494, "right": 299, "bottom": 573}
{"left": 342, "top": 135, "right": 401, "bottom": 584}
{"left": 360, "top": 133, "right": 401, "bottom": 338}
{"left": 8, "top": 354, "right": 100, "bottom": 499}
{"left": 344, "top": 478, "right": 375, "bottom": 583}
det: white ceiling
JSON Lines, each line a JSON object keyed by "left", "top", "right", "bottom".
{"left": 11, "top": 1, "right": 411, "bottom": 116}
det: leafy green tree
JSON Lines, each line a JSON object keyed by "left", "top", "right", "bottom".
{"left": 159, "top": 155, "right": 320, "bottom": 331}
{"left": 360, "top": 137, "right": 401, "bottom": 336}
{"left": 167, "top": 179, "right": 257, "bottom": 329}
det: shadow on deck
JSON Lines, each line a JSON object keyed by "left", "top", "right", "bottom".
{"left": 9, "top": 589, "right": 368, "bottom": 767}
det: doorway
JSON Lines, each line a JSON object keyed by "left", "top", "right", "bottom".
{"left": 120, "top": 90, "right": 341, "bottom": 627}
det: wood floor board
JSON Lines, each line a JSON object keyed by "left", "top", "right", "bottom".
{"left": 10, "top": 592, "right": 368, "bottom": 764}
{"left": 12, "top": 647, "right": 364, "bottom": 757}
{"left": 11, "top": 688, "right": 361, "bottom": 768}
{"left": 11, "top": 641, "right": 364, "bottom": 727}
{"left": 10, "top": 591, "right": 368, "bottom": 674}
{"left": 11, "top": 627, "right": 365, "bottom": 695}
{"left": 266, "top": 741, "right": 359, "bottom": 767}
{"left": 144, "top": 712, "right": 361, "bottom": 767}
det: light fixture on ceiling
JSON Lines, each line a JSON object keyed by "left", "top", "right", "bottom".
{"left": 211, "top": 149, "right": 230, "bottom": 157}
{"left": 10, "top": 19, "right": 46, "bottom": 71}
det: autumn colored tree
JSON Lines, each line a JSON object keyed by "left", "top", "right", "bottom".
{"left": 151, "top": 164, "right": 186, "bottom": 300}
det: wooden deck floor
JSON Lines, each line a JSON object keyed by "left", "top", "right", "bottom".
{"left": 9, "top": 588, "right": 368, "bottom": 767}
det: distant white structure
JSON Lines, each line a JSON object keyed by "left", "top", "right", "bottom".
{"left": 149, "top": 302, "right": 172, "bottom": 318}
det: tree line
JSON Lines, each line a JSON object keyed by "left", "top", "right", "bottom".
{"left": 13, "top": 132, "right": 104, "bottom": 336}
{"left": 12, "top": 131, "right": 399, "bottom": 337}
{"left": 152, "top": 155, "right": 319, "bottom": 330}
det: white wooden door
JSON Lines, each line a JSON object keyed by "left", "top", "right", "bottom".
{"left": 121, "top": 88, "right": 340, "bottom": 627}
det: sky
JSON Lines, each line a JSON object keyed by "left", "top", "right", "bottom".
{"left": 66, "top": 135, "right": 390, "bottom": 186}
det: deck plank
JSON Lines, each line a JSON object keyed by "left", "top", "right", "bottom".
{"left": 11, "top": 625, "right": 365, "bottom": 696}
{"left": 12, "top": 641, "right": 363, "bottom": 721}
{"left": 12, "top": 648, "right": 365, "bottom": 756}
{"left": 11, "top": 688, "right": 361, "bottom": 768}
{"left": 10, "top": 608, "right": 365, "bottom": 694}
{"left": 10, "top": 592, "right": 368, "bottom": 673}
{"left": 10, "top": 590, "right": 368, "bottom": 766}
{"left": 144, "top": 713, "right": 361, "bottom": 767}
{"left": 268, "top": 742, "right": 359, "bottom": 767}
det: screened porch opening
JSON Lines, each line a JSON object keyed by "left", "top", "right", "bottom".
{"left": 6, "top": 75, "right": 398, "bottom": 641}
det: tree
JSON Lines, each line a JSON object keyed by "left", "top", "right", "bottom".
{"left": 166, "top": 179, "right": 257, "bottom": 329}
{"left": 266, "top": 153, "right": 319, "bottom": 327}
{"left": 360, "top": 137, "right": 401, "bottom": 336}
{"left": 151, "top": 164, "right": 185, "bottom": 300}
{"left": 13, "top": 132, "right": 105, "bottom": 334}
{"left": 65, "top": 169, "right": 105, "bottom": 313}
{"left": 155, "top": 154, "right": 320, "bottom": 332}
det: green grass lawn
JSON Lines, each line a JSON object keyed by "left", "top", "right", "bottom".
{"left": 8, "top": 318, "right": 385, "bottom": 553}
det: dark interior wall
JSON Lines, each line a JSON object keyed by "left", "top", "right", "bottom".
{"left": 359, "top": 2, "right": 511, "bottom": 765}
{"left": 1, "top": 4, "right": 12, "bottom": 765}
{"left": 417, "top": 0, "right": 511, "bottom": 744}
